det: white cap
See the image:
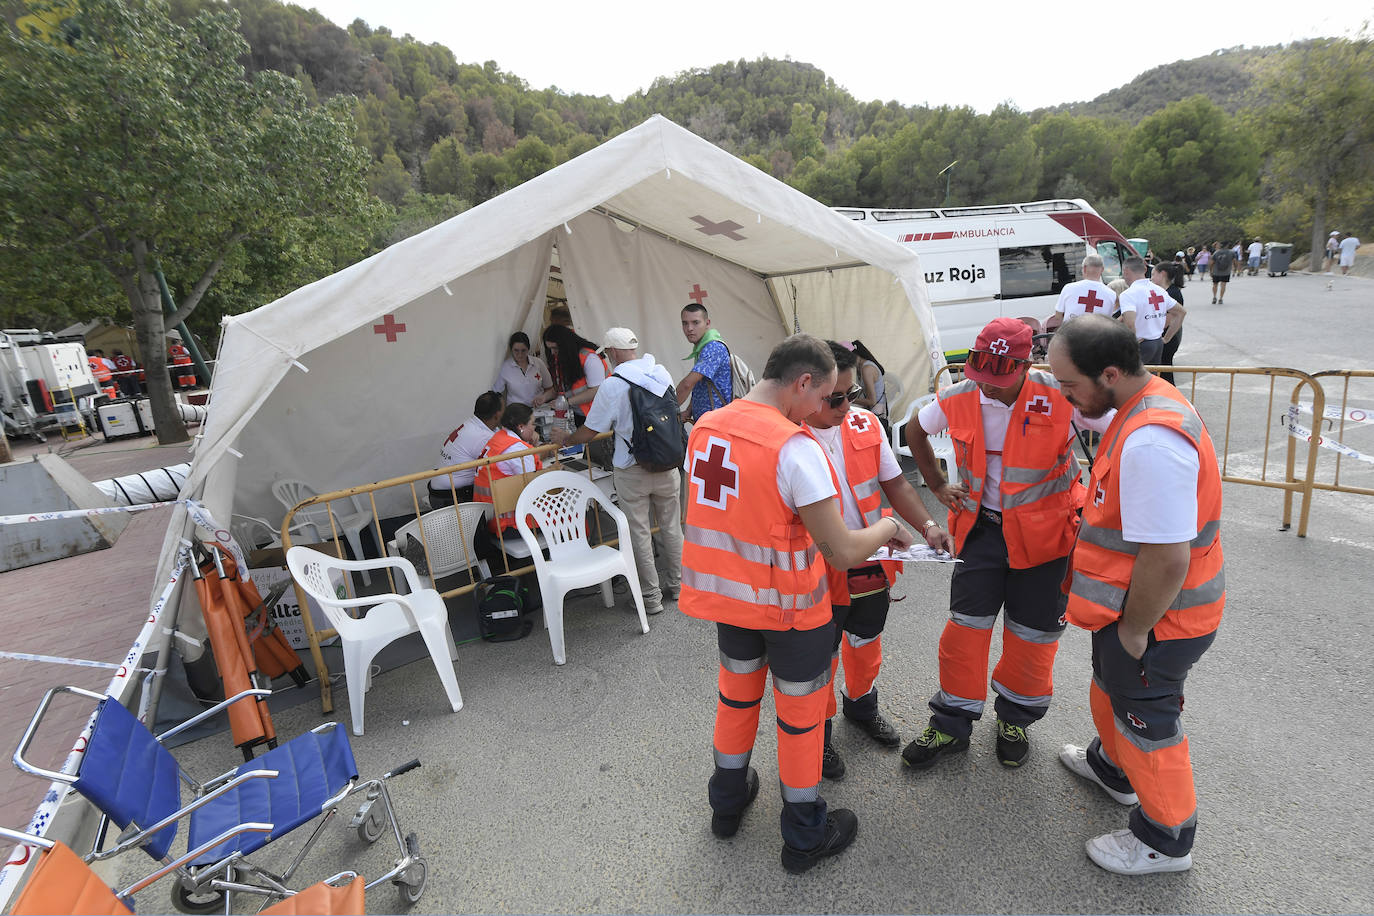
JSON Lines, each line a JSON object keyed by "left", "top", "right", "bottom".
{"left": 601, "top": 327, "right": 638, "bottom": 350}
{"left": 1175, "top": 251, "right": 1185, "bottom": 257}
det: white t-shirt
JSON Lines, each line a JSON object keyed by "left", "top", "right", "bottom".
{"left": 1118, "top": 425, "right": 1200, "bottom": 542}
{"left": 1118, "top": 278, "right": 1175, "bottom": 342}
{"left": 581, "top": 350, "right": 607, "bottom": 388}
{"left": 919, "top": 392, "right": 1110, "bottom": 511}
{"left": 492, "top": 355, "right": 552, "bottom": 407}
{"left": 1055, "top": 278, "right": 1117, "bottom": 322}
{"left": 584, "top": 354, "right": 674, "bottom": 470}
{"left": 1248, "top": 241, "right": 1264, "bottom": 258}
{"left": 433, "top": 415, "right": 496, "bottom": 489}
{"left": 1339, "top": 236, "right": 1360, "bottom": 265}
{"left": 493, "top": 436, "right": 539, "bottom": 478}
{"left": 806, "top": 414, "right": 903, "bottom": 529}
{"left": 777, "top": 435, "right": 837, "bottom": 512}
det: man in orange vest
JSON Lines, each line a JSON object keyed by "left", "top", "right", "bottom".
{"left": 86, "top": 350, "right": 117, "bottom": 399}
{"left": 168, "top": 334, "right": 196, "bottom": 389}
{"left": 1048, "top": 314, "right": 1224, "bottom": 875}
{"left": 680, "top": 334, "right": 915, "bottom": 873}
{"left": 803, "top": 341, "right": 955, "bottom": 779}
{"left": 903, "top": 317, "right": 1099, "bottom": 771}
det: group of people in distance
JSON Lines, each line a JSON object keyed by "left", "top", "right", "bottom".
{"left": 428, "top": 302, "right": 1224, "bottom": 880}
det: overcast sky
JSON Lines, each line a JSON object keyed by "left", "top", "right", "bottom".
{"left": 300, "top": 1, "right": 1368, "bottom": 112}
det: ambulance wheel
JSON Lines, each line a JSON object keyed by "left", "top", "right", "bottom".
{"left": 171, "top": 882, "right": 226, "bottom": 914}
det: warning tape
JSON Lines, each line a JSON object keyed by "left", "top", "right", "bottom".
{"left": 1284, "top": 406, "right": 1374, "bottom": 464}
{"left": 1296, "top": 402, "right": 1374, "bottom": 426}
{"left": 0, "top": 500, "right": 178, "bottom": 526}
{"left": 0, "top": 650, "right": 160, "bottom": 673}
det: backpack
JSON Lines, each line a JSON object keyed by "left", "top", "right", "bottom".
{"left": 701, "top": 342, "right": 756, "bottom": 408}
{"left": 477, "top": 575, "right": 534, "bottom": 642}
{"left": 616, "top": 373, "right": 687, "bottom": 472}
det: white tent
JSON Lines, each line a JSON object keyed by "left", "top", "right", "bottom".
{"left": 159, "top": 114, "right": 941, "bottom": 579}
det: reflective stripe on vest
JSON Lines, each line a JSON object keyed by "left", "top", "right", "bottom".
{"left": 1066, "top": 377, "right": 1225, "bottom": 639}
{"left": 939, "top": 371, "right": 1082, "bottom": 567}
{"left": 684, "top": 524, "right": 818, "bottom": 572}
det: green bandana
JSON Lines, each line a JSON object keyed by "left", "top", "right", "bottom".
{"left": 685, "top": 328, "right": 723, "bottom": 361}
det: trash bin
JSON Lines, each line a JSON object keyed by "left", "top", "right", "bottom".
{"left": 1267, "top": 242, "right": 1292, "bottom": 276}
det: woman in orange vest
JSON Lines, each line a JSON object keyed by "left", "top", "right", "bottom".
{"left": 903, "top": 317, "right": 1098, "bottom": 772}
{"left": 803, "top": 342, "right": 955, "bottom": 780}
{"left": 679, "top": 334, "right": 915, "bottom": 873}
{"left": 1048, "top": 315, "right": 1224, "bottom": 876}
{"left": 541, "top": 323, "right": 609, "bottom": 418}
{"left": 473, "top": 403, "right": 543, "bottom": 538}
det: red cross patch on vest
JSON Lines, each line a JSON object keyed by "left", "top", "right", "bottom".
{"left": 691, "top": 436, "right": 740, "bottom": 510}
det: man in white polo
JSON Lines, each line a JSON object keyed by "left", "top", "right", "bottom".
{"left": 555, "top": 327, "right": 684, "bottom": 615}
{"left": 1116, "top": 255, "right": 1178, "bottom": 366}
{"left": 1047, "top": 253, "right": 1117, "bottom": 331}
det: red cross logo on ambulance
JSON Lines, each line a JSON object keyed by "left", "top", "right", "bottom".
{"left": 989, "top": 337, "right": 1010, "bottom": 356}
{"left": 690, "top": 436, "right": 740, "bottom": 510}
{"left": 846, "top": 412, "right": 871, "bottom": 434}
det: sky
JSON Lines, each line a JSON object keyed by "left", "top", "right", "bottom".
{"left": 299, "top": 0, "right": 1369, "bottom": 113}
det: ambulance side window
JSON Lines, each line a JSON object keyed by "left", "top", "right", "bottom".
{"left": 1097, "top": 241, "right": 1126, "bottom": 280}
{"left": 999, "top": 243, "right": 1083, "bottom": 300}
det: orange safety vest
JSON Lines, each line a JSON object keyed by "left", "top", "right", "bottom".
{"left": 680, "top": 400, "right": 844, "bottom": 631}
{"left": 569, "top": 347, "right": 610, "bottom": 417}
{"left": 87, "top": 357, "right": 117, "bottom": 398}
{"left": 473, "top": 428, "right": 543, "bottom": 534}
{"left": 939, "top": 370, "right": 1085, "bottom": 568}
{"left": 169, "top": 344, "right": 195, "bottom": 386}
{"left": 1066, "top": 377, "right": 1225, "bottom": 640}
{"left": 827, "top": 407, "right": 902, "bottom": 597}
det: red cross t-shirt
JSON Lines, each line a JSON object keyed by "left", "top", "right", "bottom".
{"left": 1117, "top": 278, "right": 1174, "bottom": 342}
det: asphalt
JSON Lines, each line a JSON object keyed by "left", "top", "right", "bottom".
{"left": 113, "top": 268, "right": 1374, "bottom": 914}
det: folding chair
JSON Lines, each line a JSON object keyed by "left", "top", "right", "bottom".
{"left": 14, "top": 686, "right": 428, "bottom": 913}
{"left": 3, "top": 826, "right": 365, "bottom": 915}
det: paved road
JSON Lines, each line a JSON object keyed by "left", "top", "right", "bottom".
{"left": 130, "top": 270, "right": 1373, "bottom": 914}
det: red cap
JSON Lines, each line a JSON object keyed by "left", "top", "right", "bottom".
{"left": 965, "top": 318, "right": 1032, "bottom": 385}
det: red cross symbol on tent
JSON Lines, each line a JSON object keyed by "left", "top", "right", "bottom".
{"left": 688, "top": 284, "right": 708, "bottom": 305}
{"left": 691, "top": 437, "right": 740, "bottom": 509}
{"left": 989, "top": 337, "right": 1010, "bottom": 355}
{"left": 846, "top": 412, "right": 871, "bottom": 433}
{"left": 690, "top": 215, "right": 746, "bottom": 241}
{"left": 1079, "top": 289, "right": 1106, "bottom": 312}
{"left": 1147, "top": 290, "right": 1166, "bottom": 312}
{"left": 374, "top": 314, "right": 407, "bottom": 342}
{"left": 1026, "top": 394, "right": 1052, "bottom": 416}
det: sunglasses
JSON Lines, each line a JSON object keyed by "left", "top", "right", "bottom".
{"left": 823, "top": 386, "right": 865, "bottom": 409}
{"left": 966, "top": 349, "right": 1028, "bottom": 377}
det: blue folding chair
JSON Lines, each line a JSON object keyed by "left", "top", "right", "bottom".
{"left": 14, "top": 686, "right": 427, "bottom": 913}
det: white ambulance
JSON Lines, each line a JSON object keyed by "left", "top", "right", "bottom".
{"left": 835, "top": 199, "right": 1135, "bottom": 360}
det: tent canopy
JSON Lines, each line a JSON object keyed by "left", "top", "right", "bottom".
{"left": 184, "top": 114, "right": 940, "bottom": 527}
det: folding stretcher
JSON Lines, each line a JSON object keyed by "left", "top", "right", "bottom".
{"left": 14, "top": 686, "right": 428, "bottom": 913}
{"left": 2, "top": 825, "right": 365, "bottom": 915}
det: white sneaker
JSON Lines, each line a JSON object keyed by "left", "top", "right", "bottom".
{"left": 1059, "top": 744, "right": 1138, "bottom": 805}
{"left": 1086, "top": 828, "right": 1192, "bottom": 875}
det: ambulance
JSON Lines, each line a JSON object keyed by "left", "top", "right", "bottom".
{"left": 835, "top": 199, "right": 1135, "bottom": 360}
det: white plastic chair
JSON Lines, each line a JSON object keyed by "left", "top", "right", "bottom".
{"left": 286, "top": 546, "right": 463, "bottom": 736}
{"left": 273, "top": 479, "right": 376, "bottom": 585}
{"left": 386, "top": 502, "right": 492, "bottom": 585}
{"left": 230, "top": 514, "right": 282, "bottom": 551}
{"left": 514, "top": 470, "right": 648, "bottom": 666}
{"left": 891, "top": 393, "right": 956, "bottom": 483}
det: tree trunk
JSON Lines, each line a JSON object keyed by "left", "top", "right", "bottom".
{"left": 0, "top": 429, "right": 11, "bottom": 464}
{"left": 1310, "top": 192, "right": 1329, "bottom": 274}
{"left": 130, "top": 271, "right": 189, "bottom": 444}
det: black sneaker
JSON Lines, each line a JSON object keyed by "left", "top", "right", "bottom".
{"left": 995, "top": 718, "right": 1030, "bottom": 768}
{"left": 846, "top": 712, "right": 901, "bottom": 747}
{"left": 780, "top": 808, "right": 859, "bottom": 874}
{"left": 822, "top": 741, "right": 846, "bottom": 780}
{"left": 901, "top": 725, "right": 969, "bottom": 770}
{"left": 710, "top": 767, "right": 760, "bottom": 838}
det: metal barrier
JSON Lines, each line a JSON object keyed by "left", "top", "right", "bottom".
{"left": 278, "top": 434, "right": 620, "bottom": 714}
{"left": 929, "top": 362, "right": 1327, "bottom": 537}
{"left": 1286, "top": 370, "right": 1374, "bottom": 506}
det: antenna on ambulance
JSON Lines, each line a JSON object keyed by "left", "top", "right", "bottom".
{"left": 937, "top": 160, "right": 958, "bottom": 206}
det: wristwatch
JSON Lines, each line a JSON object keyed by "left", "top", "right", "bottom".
{"left": 922, "top": 519, "right": 940, "bottom": 532}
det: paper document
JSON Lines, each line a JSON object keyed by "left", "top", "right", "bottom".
{"left": 866, "top": 545, "right": 961, "bottom": 564}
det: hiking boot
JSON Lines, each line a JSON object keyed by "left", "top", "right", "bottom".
{"left": 710, "top": 767, "right": 759, "bottom": 838}
{"left": 645, "top": 602, "right": 664, "bottom": 616}
{"left": 900, "top": 725, "right": 969, "bottom": 770}
{"left": 822, "top": 741, "right": 846, "bottom": 780}
{"left": 780, "top": 808, "right": 859, "bottom": 874}
{"left": 995, "top": 719, "right": 1030, "bottom": 767}
{"left": 1086, "top": 828, "right": 1192, "bottom": 875}
{"left": 1058, "top": 744, "right": 1138, "bottom": 805}
{"left": 845, "top": 712, "right": 901, "bottom": 748}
